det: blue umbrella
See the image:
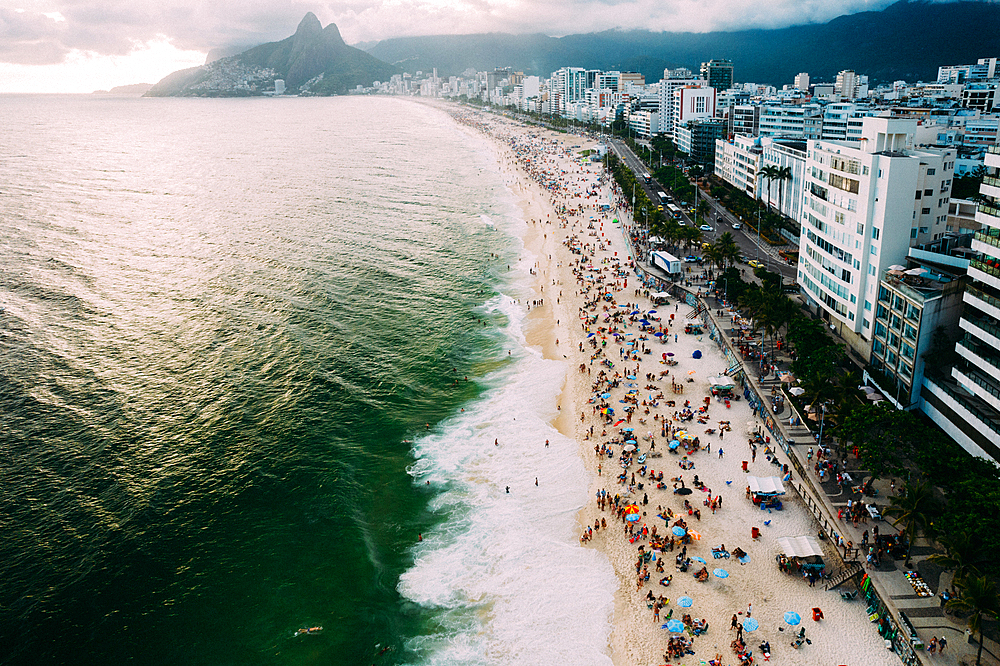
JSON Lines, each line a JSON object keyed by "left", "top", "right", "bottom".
{"left": 714, "top": 568, "right": 729, "bottom": 578}
{"left": 784, "top": 611, "right": 801, "bottom": 626}
{"left": 739, "top": 554, "right": 751, "bottom": 565}
{"left": 743, "top": 617, "right": 759, "bottom": 632}
{"left": 669, "top": 440, "right": 680, "bottom": 449}
{"left": 648, "top": 310, "right": 658, "bottom": 314}
{"left": 623, "top": 427, "right": 634, "bottom": 432}
{"left": 692, "top": 556, "right": 706, "bottom": 564}
{"left": 664, "top": 619, "right": 686, "bottom": 633}
{"left": 626, "top": 440, "right": 637, "bottom": 445}
{"left": 626, "top": 512, "right": 642, "bottom": 522}
{"left": 587, "top": 332, "right": 595, "bottom": 337}
{"left": 672, "top": 526, "right": 686, "bottom": 537}
{"left": 678, "top": 596, "right": 694, "bottom": 608}
{"left": 626, "top": 375, "right": 636, "bottom": 379}
{"left": 601, "top": 393, "right": 611, "bottom": 399}
{"left": 654, "top": 332, "right": 664, "bottom": 337}
{"left": 631, "top": 310, "right": 640, "bottom": 315}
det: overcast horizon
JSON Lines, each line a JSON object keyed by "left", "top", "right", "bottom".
{"left": 0, "top": 0, "right": 954, "bottom": 93}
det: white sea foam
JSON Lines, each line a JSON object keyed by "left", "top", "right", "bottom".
{"left": 399, "top": 163, "right": 616, "bottom": 665}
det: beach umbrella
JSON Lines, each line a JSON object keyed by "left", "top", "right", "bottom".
{"left": 678, "top": 596, "right": 694, "bottom": 608}
{"left": 739, "top": 554, "right": 751, "bottom": 565}
{"left": 688, "top": 530, "right": 702, "bottom": 540}
{"left": 677, "top": 488, "right": 693, "bottom": 496}
{"left": 626, "top": 375, "right": 636, "bottom": 379}
{"left": 784, "top": 611, "right": 801, "bottom": 626}
{"left": 623, "top": 427, "right": 634, "bottom": 432}
{"left": 587, "top": 332, "right": 596, "bottom": 337}
{"left": 789, "top": 387, "right": 806, "bottom": 396}
{"left": 613, "top": 419, "right": 624, "bottom": 426}
{"left": 779, "top": 372, "right": 796, "bottom": 383}
{"left": 654, "top": 332, "right": 664, "bottom": 337}
{"left": 714, "top": 568, "right": 729, "bottom": 578}
{"left": 692, "top": 350, "right": 702, "bottom": 358}
{"left": 669, "top": 440, "right": 680, "bottom": 450}
{"left": 648, "top": 310, "right": 657, "bottom": 314}
{"left": 623, "top": 444, "right": 636, "bottom": 452}
{"left": 693, "top": 556, "right": 706, "bottom": 564}
{"left": 674, "top": 430, "right": 687, "bottom": 438}
{"left": 626, "top": 439, "right": 637, "bottom": 445}
{"left": 666, "top": 353, "right": 674, "bottom": 356}
{"left": 742, "top": 618, "right": 759, "bottom": 632}
{"left": 672, "top": 526, "right": 686, "bottom": 537}
{"left": 601, "top": 393, "right": 611, "bottom": 399}
{"left": 624, "top": 504, "right": 641, "bottom": 521}
{"left": 664, "top": 619, "right": 686, "bottom": 633}
{"left": 631, "top": 310, "right": 640, "bottom": 315}
{"left": 688, "top": 370, "right": 697, "bottom": 375}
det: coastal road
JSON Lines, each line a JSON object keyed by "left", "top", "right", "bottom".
{"left": 608, "top": 138, "right": 797, "bottom": 281}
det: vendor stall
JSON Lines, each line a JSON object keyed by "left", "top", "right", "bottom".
{"left": 775, "top": 535, "right": 826, "bottom": 574}
{"left": 746, "top": 476, "right": 786, "bottom": 510}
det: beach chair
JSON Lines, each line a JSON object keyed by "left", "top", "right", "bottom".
{"left": 840, "top": 589, "right": 858, "bottom": 601}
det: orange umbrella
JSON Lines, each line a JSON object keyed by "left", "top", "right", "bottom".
{"left": 688, "top": 530, "right": 702, "bottom": 540}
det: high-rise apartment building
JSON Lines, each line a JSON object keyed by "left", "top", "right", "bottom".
{"left": 658, "top": 76, "right": 707, "bottom": 138}
{"left": 794, "top": 73, "right": 810, "bottom": 91}
{"left": 701, "top": 59, "right": 734, "bottom": 92}
{"left": 920, "top": 144, "right": 1000, "bottom": 461}
{"left": 798, "top": 118, "right": 955, "bottom": 357}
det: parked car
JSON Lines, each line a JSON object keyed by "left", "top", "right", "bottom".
{"left": 732, "top": 222, "right": 742, "bottom": 230}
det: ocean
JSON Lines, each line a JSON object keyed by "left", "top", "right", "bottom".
{"left": 0, "top": 95, "right": 614, "bottom": 666}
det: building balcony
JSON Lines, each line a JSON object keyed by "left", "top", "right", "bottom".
{"left": 923, "top": 373, "right": 1000, "bottom": 448}
{"left": 974, "top": 229, "right": 1000, "bottom": 253}
{"left": 965, "top": 285, "right": 1000, "bottom": 321}
{"left": 952, "top": 363, "right": 1000, "bottom": 415}
{"left": 979, "top": 200, "right": 1000, "bottom": 222}
{"left": 983, "top": 176, "right": 1000, "bottom": 200}
{"left": 989, "top": 144, "right": 1000, "bottom": 156}
{"left": 970, "top": 258, "right": 1000, "bottom": 293}
{"left": 956, "top": 335, "right": 1000, "bottom": 376}
{"left": 961, "top": 314, "right": 1000, "bottom": 351}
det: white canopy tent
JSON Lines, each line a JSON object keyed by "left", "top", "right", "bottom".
{"left": 651, "top": 292, "right": 672, "bottom": 300}
{"left": 747, "top": 476, "right": 786, "bottom": 496}
{"left": 776, "top": 536, "right": 825, "bottom": 559}
{"left": 709, "top": 376, "right": 736, "bottom": 389}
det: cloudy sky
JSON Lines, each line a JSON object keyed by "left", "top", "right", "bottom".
{"left": 1, "top": 0, "right": 898, "bottom": 92}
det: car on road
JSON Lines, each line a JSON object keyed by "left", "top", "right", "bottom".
{"left": 684, "top": 255, "right": 700, "bottom": 263}
{"left": 732, "top": 222, "right": 742, "bottom": 230}
{"left": 699, "top": 224, "right": 714, "bottom": 232}
{"left": 748, "top": 259, "right": 765, "bottom": 269}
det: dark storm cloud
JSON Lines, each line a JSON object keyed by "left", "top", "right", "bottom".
{"left": 0, "top": 0, "right": 901, "bottom": 65}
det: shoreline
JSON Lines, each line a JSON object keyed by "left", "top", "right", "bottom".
{"left": 452, "top": 103, "right": 902, "bottom": 666}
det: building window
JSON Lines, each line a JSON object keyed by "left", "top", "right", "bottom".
{"left": 874, "top": 320, "right": 887, "bottom": 337}
{"left": 872, "top": 227, "right": 880, "bottom": 240}
{"left": 915, "top": 191, "right": 922, "bottom": 199}
{"left": 865, "top": 299, "right": 873, "bottom": 311}
{"left": 927, "top": 168, "right": 936, "bottom": 175}
{"left": 924, "top": 189, "right": 933, "bottom": 196}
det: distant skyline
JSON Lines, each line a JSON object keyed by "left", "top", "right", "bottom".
{"left": 0, "top": 0, "right": 948, "bottom": 93}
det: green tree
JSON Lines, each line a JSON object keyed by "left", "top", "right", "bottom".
{"left": 882, "top": 480, "right": 938, "bottom": 565}
{"left": 776, "top": 166, "right": 792, "bottom": 219}
{"left": 716, "top": 232, "right": 740, "bottom": 268}
{"left": 946, "top": 574, "right": 1000, "bottom": 666}
{"left": 758, "top": 165, "right": 780, "bottom": 213}
{"left": 840, "top": 402, "right": 923, "bottom": 481}
{"left": 928, "top": 532, "right": 986, "bottom": 586}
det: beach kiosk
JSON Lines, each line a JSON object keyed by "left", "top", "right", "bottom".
{"left": 708, "top": 376, "right": 737, "bottom": 400}
{"left": 775, "top": 536, "right": 826, "bottom": 574}
{"left": 746, "top": 475, "right": 785, "bottom": 510}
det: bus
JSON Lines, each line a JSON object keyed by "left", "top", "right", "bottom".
{"left": 642, "top": 173, "right": 651, "bottom": 184}
{"left": 666, "top": 203, "right": 682, "bottom": 219}
{"left": 657, "top": 191, "right": 669, "bottom": 202}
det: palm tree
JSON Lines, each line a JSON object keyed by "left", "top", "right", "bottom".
{"left": 716, "top": 232, "right": 740, "bottom": 268}
{"left": 776, "top": 166, "right": 793, "bottom": 219}
{"left": 758, "top": 165, "right": 779, "bottom": 213}
{"left": 882, "top": 480, "right": 937, "bottom": 565}
{"left": 929, "top": 532, "right": 986, "bottom": 587}
{"left": 946, "top": 574, "right": 1000, "bottom": 666}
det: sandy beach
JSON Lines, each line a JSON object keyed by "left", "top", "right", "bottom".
{"left": 446, "top": 104, "right": 903, "bottom": 666}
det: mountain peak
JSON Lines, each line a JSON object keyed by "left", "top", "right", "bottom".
{"left": 323, "top": 22, "right": 345, "bottom": 47}
{"left": 296, "top": 12, "right": 323, "bottom": 37}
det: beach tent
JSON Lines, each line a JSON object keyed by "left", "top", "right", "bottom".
{"left": 776, "top": 536, "right": 826, "bottom": 571}
{"left": 651, "top": 292, "right": 671, "bottom": 300}
{"left": 708, "top": 376, "right": 736, "bottom": 390}
{"left": 776, "top": 536, "right": 824, "bottom": 559}
{"left": 747, "top": 476, "right": 786, "bottom": 496}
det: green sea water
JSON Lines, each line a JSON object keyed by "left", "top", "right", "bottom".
{"left": 0, "top": 95, "right": 518, "bottom": 665}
